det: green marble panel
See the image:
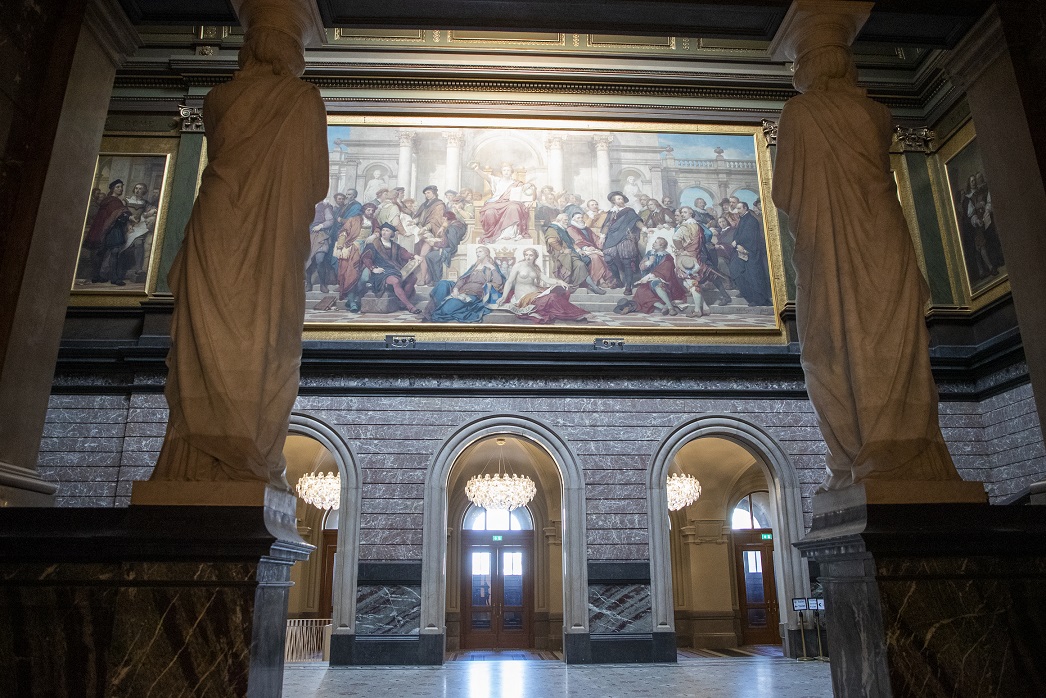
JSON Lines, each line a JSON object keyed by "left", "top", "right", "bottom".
{"left": 154, "top": 133, "right": 203, "bottom": 294}
{"left": 903, "top": 152, "right": 955, "bottom": 306}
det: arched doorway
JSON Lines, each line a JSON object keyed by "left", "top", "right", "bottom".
{"left": 648, "top": 415, "right": 809, "bottom": 657}
{"left": 284, "top": 413, "right": 362, "bottom": 640}
{"left": 422, "top": 414, "right": 589, "bottom": 663}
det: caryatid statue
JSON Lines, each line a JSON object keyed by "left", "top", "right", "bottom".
{"left": 770, "top": 3, "right": 966, "bottom": 492}
{"left": 151, "top": 0, "right": 328, "bottom": 490}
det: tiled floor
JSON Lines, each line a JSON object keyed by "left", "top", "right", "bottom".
{"left": 283, "top": 658, "right": 833, "bottom": 697}
{"left": 446, "top": 649, "right": 564, "bottom": 661}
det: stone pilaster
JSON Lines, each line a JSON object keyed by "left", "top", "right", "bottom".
{"left": 0, "top": 0, "right": 139, "bottom": 507}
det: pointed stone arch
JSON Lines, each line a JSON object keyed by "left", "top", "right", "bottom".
{"left": 421, "top": 413, "right": 589, "bottom": 659}
{"left": 647, "top": 414, "right": 808, "bottom": 652}
{"left": 289, "top": 412, "right": 363, "bottom": 633}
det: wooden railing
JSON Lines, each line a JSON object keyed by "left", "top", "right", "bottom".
{"left": 285, "top": 619, "right": 331, "bottom": 663}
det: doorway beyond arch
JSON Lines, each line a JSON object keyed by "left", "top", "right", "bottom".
{"left": 422, "top": 414, "right": 590, "bottom": 663}
{"left": 647, "top": 414, "right": 809, "bottom": 657}
{"left": 288, "top": 412, "right": 363, "bottom": 635}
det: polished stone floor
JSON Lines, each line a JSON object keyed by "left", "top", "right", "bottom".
{"left": 283, "top": 658, "right": 833, "bottom": 697}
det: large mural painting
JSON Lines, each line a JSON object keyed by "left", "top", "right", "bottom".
{"left": 305, "top": 120, "right": 781, "bottom": 332}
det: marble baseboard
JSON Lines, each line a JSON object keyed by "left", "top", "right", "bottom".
{"left": 798, "top": 503, "right": 1046, "bottom": 697}
{"left": 588, "top": 583, "right": 653, "bottom": 634}
{"left": 356, "top": 584, "right": 422, "bottom": 635}
{"left": 329, "top": 632, "right": 444, "bottom": 665}
{"left": 0, "top": 506, "right": 310, "bottom": 698}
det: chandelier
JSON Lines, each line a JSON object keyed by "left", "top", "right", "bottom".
{"left": 465, "top": 438, "right": 536, "bottom": 511}
{"left": 666, "top": 473, "right": 701, "bottom": 511}
{"left": 296, "top": 471, "right": 341, "bottom": 510}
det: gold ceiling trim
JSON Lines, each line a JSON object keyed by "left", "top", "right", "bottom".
{"left": 588, "top": 35, "right": 677, "bottom": 50}
{"left": 333, "top": 28, "right": 426, "bottom": 42}
{"left": 446, "top": 30, "right": 566, "bottom": 46}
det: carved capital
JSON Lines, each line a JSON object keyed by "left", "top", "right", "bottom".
{"left": 761, "top": 119, "right": 778, "bottom": 146}
{"left": 443, "top": 130, "right": 465, "bottom": 147}
{"left": 593, "top": 134, "right": 614, "bottom": 151}
{"left": 399, "top": 130, "right": 417, "bottom": 147}
{"left": 893, "top": 126, "right": 935, "bottom": 153}
{"left": 178, "top": 105, "right": 205, "bottom": 133}
{"left": 545, "top": 134, "right": 564, "bottom": 150}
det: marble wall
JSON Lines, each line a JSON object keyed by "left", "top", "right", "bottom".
{"left": 38, "top": 381, "right": 1046, "bottom": 539}
{"left": 356, "top": 584, "right": 422, "bottom": 635}
{"left": 588, "top": 584, "right": 653, "bottom": 634}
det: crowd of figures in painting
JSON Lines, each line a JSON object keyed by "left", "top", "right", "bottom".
{"left": 304, "top": 126, "right": 777, "bottom": 328}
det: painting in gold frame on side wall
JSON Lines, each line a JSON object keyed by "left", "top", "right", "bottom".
{"left": 938, "top": 121, "right": 1008, "bottom": 301}
{"left": 70, "top": 138, "right": 178, "bottom": 295}
{"left": 304, "top": 117, "right": 786, "bottom": 340}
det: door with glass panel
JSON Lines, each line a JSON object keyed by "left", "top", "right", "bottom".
{"left": 731, "top": 491, "right": 781, "bottom": 645}
{"left": 460, "top": 506, "right": 534, "bottom": 649}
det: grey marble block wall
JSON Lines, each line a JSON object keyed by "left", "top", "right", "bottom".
{"left": 980, "top": 383, "right": 1046, "bottom": 500}
{"left": 588, "top": 583, "right": 653, "bottom": 634}
{"left": 355, "top": 584, "right": 422, "bottom": 635}
{"left": 39, "top": 382, "right": 1045, "bottom": 539}
{"left": 38, "top": 394, "right": 130, "bottom": 507}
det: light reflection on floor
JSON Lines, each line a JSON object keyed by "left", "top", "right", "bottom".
{"left": 284, "top": 658, "right": 833, "bottom": 697}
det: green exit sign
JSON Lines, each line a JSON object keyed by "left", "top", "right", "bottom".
{"left": 492, "top": 535, "right": 503, "bottom": 541}
{"left": 761, "top": 533, "right": 773, "bottom": 540}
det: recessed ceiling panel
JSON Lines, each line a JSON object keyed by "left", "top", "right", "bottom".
{"left": 119, "top": 0, "right": 236, "bottom": 23}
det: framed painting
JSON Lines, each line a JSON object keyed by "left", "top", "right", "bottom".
{"left": 305, "top": 116, "right": 786, "bottom": 342}
{"left": 70, "top": 137, "right": 177, "bottom": 295}
{"left": 937, "top": 120, "right": 1008, "bottom": 302}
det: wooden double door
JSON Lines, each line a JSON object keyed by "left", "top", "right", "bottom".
{"left": 460, "top": 531, "right": 533, "bottom": 649}
{"left": 733, "top": 529, "right": 781, "bottom": 645}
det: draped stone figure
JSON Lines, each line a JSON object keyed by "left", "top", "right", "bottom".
{"left": 771, "top": 39, "right": 961, "bottom": 491}
{"left": 151, "top": 21, "right": 328, "bottom": 490}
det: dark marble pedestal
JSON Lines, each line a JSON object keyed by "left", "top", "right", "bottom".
{"left": 796, "top": 502, "right": 1046, "bottom": 697}
{"left": 0, "top": 497, "right": 311, "bottom": 697}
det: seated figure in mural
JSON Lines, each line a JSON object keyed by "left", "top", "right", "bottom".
{"left": 626, "top": 236, "right": 688, "bottom": 315}
{"left": 424, "top": 244, "right": 506, "bottom": 322}
{"left": 153, "top": 21, "right": 328, "bottom": 490}
{"left": 360, "top": 223, "right": 423, "bottom": 314}
{"left": 567, "top": 211, "right": 613, "bottom": 288}
{"left": 499, "top": 247, "right": 589, "bottom": 324}
{"left": 469, "top": 161, "right": 532, "bottom": 243}
{"left": 772, "top": 38, "right": 961, "bottom": 490}
{"left": 544, "top": 212, "right": 606, "bottom": 295}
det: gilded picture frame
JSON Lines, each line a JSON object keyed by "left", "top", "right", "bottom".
{"left": 70, "top": 137, "right": 178, "bottom": 299}
{"left": 305, "top": 116, "right": 787, "bottom": 344}
{"left": 932, "top": 120, "right": 1009, "bottom": 308}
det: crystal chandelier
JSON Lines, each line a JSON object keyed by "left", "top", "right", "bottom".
{"left": 296, "top": 471, "right": 341, "bottom": 510}
{"left": 666, "top": 473, "right": 701, "bottom": 511}
{"left": 465, "top": 438, "right": 536, "bottom": 511}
